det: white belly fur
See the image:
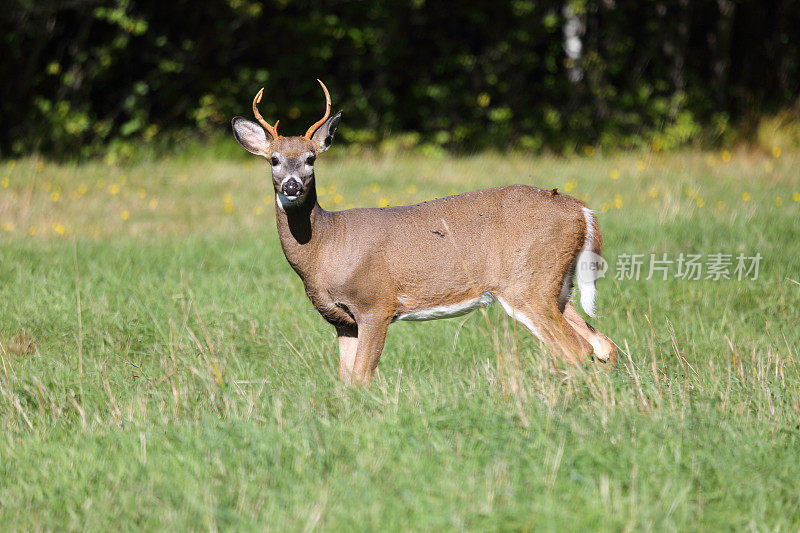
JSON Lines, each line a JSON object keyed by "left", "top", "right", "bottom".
{"left": 394, "top": 292, "right": 495, "bottom": 322}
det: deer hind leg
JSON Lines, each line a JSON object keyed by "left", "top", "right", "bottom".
{"left": 496, "top": 295, "right": 592, "bottom": 364}
{"left": 563, "top": 302, "right": 617, "bottom": 365}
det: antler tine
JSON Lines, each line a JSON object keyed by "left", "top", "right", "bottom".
{"left": 252, "top": 88, "right": 280, "bottom": 139}
{"left": 304, "top": 79, "right": 331, "bottom": 139}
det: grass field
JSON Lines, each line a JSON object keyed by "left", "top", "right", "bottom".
{"left": 1, "top": 148, "right": 799, "bottom": 530}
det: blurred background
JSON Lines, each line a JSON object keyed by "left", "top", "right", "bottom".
{"left": 2, "top": 0, "right": 799, "bottom": 158}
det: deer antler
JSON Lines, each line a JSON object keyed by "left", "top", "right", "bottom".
{"left": 304, "top": 79, "right": 331, "bottom": 139}
{"left": 252, "top": 88, "right": 280, "bottom": 139}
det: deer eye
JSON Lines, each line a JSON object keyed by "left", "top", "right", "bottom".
{"left": 306, "top": 156, "right": 316, "bottom": 166}
{"left": 270, "top": 156, "right": 279, "bottom": 166}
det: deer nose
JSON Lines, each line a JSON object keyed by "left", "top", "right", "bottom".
{"left": 282, "top": 178, "right": 302, "bottom": 197}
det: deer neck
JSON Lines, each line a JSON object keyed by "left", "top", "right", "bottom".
{"left": 274, "top": 184, "right": 330, "bottom": 281}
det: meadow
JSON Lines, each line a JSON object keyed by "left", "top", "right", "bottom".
{"left": 0, "top": 147, "right": 798, "bottom": 530}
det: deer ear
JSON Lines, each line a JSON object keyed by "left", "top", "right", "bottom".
{"left": 231, "top": 117, "right": 271, "bottom": 157}
{"left": 311, "top": 110, "right": 342, "bottom": 153}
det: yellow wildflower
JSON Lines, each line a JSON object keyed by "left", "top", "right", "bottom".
{"left": 1, "top": 177, "right": 8, "bottom": 188}
{"left": 378, "top": 197, "right": 389, "bottom": 207}
{"left": 121, "top": 210, "right": 130, "bottom": 220}
{"left": 609, "top": 169, "right": 619, "bottom": 180}
{"left": 648, "top": 187, "right": 659, "bottom": 198}
{"left": 77, "top": 184, "right": 88, "bottom": 195}
{"left": 53, "top": 223, "right": 65, "bottom": 235}
{"left": 2, "top": 222, "right": 14, "bottom": 232}
{"left": 109, "top": 184, "right": 120, "bottom": 195}
{"left": 148, "top": 198, "right": 158, "bottom": 210}
{"left": 742, "top": 192, "right": 751, "bottom": 202}
{"left": 793, "top": 192, "right": 800, "bottom": 202}
{"left": 696, "top": 197, "right": 705, "bottom": 208}
{"left": 369, "top": 183, "right": 380, "bottom": 193}
{"left": 636, "top": 160, "right": 646, "bottom": 171}
{"left": 405, "top": 185, "right": 418, "bottom": 194}
{"left": 584, "top": 145, "right": 595, "bottom": 157}
{"left": 721, "top": 150, "right": 731, "bottom": 162}
{"left": 764, "top": 161, "right": 773, "bottom": 173}
{"left": 51, "top": 190, "right": 60, "bottom": 202}
{"left": 772, "top": 146, "right": 781, "bottom": 158}
{"left": 137, "top": 188, "right": 146, "bottom": 199}
{"left": 775, "top": 196, "right": 783, "bottom": 207}
{"left": 613, "top": 195, "right": 623, "bottom": 209}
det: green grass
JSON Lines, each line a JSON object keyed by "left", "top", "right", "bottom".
{"left": 1, "top": 149, "right": 799, "bottom": 530}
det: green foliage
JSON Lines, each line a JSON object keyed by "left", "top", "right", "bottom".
{"left": 757, "top": 111, "right": 800, "bottom": 152}
{"left": 1, "top": 0, "right": 799, "bottom": 156}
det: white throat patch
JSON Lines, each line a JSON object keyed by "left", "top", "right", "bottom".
{"left": 276, "top": 192, "right": 299, "bottom": 210}
{"left": 276, "top": 190, "right": 310, "bottom": 210}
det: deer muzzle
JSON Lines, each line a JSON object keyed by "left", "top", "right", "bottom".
{"left": 281, "top": 178, "right": 302, "bottom": 197}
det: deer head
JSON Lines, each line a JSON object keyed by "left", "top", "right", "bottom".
{"left": 231, "top": 80, "right": 342, "bottom": 208}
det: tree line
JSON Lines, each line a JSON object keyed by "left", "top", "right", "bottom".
{"left": 2, "top": 0, "right": 798, "bottom": 156}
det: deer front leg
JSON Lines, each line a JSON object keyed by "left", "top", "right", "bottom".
{"left": 350, "top": 316, "right": 391, "bottom": 385}
{"left": 336, "top": 325, "right": 359, "bottom": 384}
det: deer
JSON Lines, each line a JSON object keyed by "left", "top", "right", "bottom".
{"left": 231, "top": 80, "right": 617, "bottom": 385}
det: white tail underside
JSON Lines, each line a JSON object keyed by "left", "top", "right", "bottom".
{"left": 576, "top": 206, "right": 598, "bottom": 317}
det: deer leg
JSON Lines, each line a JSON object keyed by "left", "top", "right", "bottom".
{"left": 336, "top": 325, "right": 359, "bottom": 384}
{"left": 350, "top": 316, "right": 390, "bottom": 385}
{"left": 497, "top": 296, "right": 592, "bottom": 365}
{"left": 563, "top": 302, "right": 617, "bottom": 365}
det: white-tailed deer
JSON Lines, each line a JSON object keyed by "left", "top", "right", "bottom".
{"left": 232, "top": 80, "right": 617, "bottom": 385}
